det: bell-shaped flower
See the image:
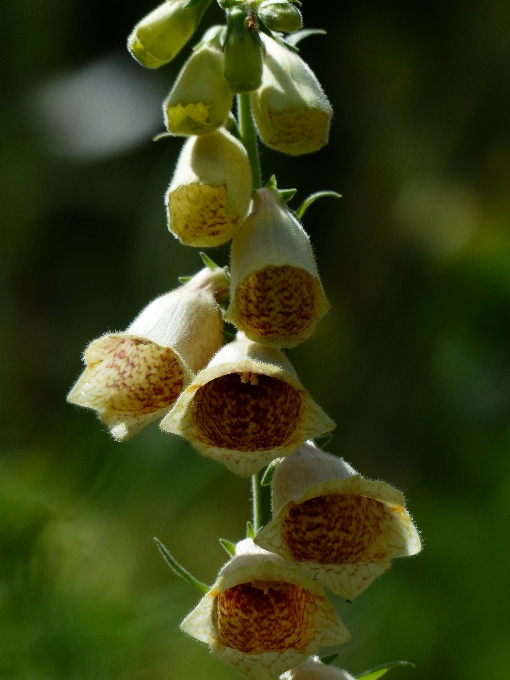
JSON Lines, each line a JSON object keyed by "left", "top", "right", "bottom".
{"left": 250, "top": 35, "right": 332, "bottom": 155}
{"left": 127, "top": 0, "right": 211, "bottom": 69}
{"left": 67, "top": 265, "right": 228, "bottom": 441}
{"left": 163, "top": 28, "right": 233, "bottom": 136}
{"left": 160, "top": 332, "right": 335, "bottom": 476}
{"left": 255, "top": 442, "right": 421, "bottom": 600}
{"left": 280, "top": 656, "right": 355, "bottom": 680}
{"left": 166, "top": 128, "right": 252, "bottom": 247}
{"left": 224, "top": 187, "right": 330, "bottom": 348}
{"left": 181, "top": 539, "right": 350, "bottom": 680}
{"left": 223, "top": 6, "right": 263, "bottom": 93}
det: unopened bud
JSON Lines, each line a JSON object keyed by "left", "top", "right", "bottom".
{"left": 166, "top": 128, "right": 252, "bottom": 247}
{"left": 257, "top": 0, "right": 303, "bottom": 34}
{"left": 163, "top": 33, "right": 233, "bottom": 135}
{"left": 67, "top": 266, "right": 228, "bottom": 441}
{"left": 225, "top": 187, "right": 330, "bottom": 347}
{"left": 251, "top": 35, "right": 332, "bottom": 155}
{"left": 127, "top": 0, "right": 211, "bottom": 69}
{"left": 223, "top": 7, "right": 263, "bottom": 93}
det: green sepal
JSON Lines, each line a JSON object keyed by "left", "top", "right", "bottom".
{"left": 279, "top": 188, "right": 297, "bottom": 202}
{"left": 246, "top": 521, "right": 256, "bottom": 538}
{"left": 295, "top": 190, "right": 342, "bottom": 220}
{"left": 356, "top": 662, "right": 415, "bottom": 680}
{"left": 219, "top": 538, "right": 237, "bottom": 556}
{"left": 285, "top": 28, "right": 327, "bottom": 47}
{"left": 153, "top": 131, "right": 173, "bottom": 142}
{"left": 178, "top": 275, "right": 193, "bottom": 284}
{"left": 154, "top": 537, "right": 210, "bottom": 594}
{"left": 261, "top": 459, "right": 280, "bottom": 486}
{"left": 265, "top": 174, "right": 278, "bottom": 189}
{"left": 314, "top": 433, "right": 333, "bottom": 450}
{"left": 200, "top": 251, "right": 220, "bottom": 269}
{"left": 320, "top": 654, "right": 338, "bottom": 666}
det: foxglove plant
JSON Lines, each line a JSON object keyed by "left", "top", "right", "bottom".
{"left": 69, "top": 1, "right": 421, "bottom": 678}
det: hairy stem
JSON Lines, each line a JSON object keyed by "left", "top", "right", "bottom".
{"left": 237, "top": 93, "right": 261, "bottom": 190}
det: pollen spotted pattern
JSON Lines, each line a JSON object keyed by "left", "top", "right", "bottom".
{"left": 235, "top": 266, "right": 321, "bottom": 343}
{"left": 168, "top": 183, "right": 237, "bottom": 246}
{"left": 215, "top": 582, "right": 317, "bottom": 653}
{"left": 193, "top": 373, "right": 301, "bottom": 451}
{"left": 282, "top": 494, "right": 396, "bottom": 564}
{"left": 89, "top": 337, "right": 184, "bottom": 414}
{"left": 166, "top": 102, "right": 212, "bottom": 135}
{"left": 267, "top": 107, "right": 330, "bottom": 155}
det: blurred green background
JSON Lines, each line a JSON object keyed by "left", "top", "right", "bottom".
{"left": 2, "top": 0, "right": 510, "bottom": 678}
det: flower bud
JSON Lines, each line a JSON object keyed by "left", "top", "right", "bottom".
{"left": 181, "top": 539, "right": 349, "bottom": 680}
{"left": 160, "top": 332, "right": 335, "bottom": 476}
{"left": 67, "top": 266, "right": 228, "bottom": 441}
{"left": 163, "top": 34, "right": 233, "bottom": 135}
{"left": 255, "top": 442, "right": 422, "bottom": 600}
{"left": 257, "top": 0, "right": 303, "bottom": 34}
{"left": 281, "top": 656, "right": 355, "bottom": 680}
{"left": 127, "top": 0, "right": 211, "bottom": 69}
{"left": 223, "top": 7, "right": 263, "bottom": 93}
{"left": 251, "top": 35, "right": 332, "bottom": 155}
{"left": 166, "top": 128, "right": 252, "bottom": 247}
{"left": 225, "top": 187, "right": 330, "bottom": 348}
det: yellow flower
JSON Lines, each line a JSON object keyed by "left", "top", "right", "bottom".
{"left": 166, "top": 128, "right": 252, "bottom": 247}
{"left": 250, "top": 35, "right": 332, "bottom": 155}
{"left": 255, "top": 442, "right": 422, "bottom": 600}
{"left": 127, "top": 0, "right": 211, "bottom": 69}
{"left": 67, "top": 265, "right": 228, "bottom": 441}
{"left": 280, "top": 656, "right": 355, "bottom": 680}
{"left": 159, "top": 332, "right": 335, "bottom": 476}
{"left": 163, "top": 29, "right": 233, "bottom": 136}
{"left": 224, "top": 187, "right": 330, "bottom": 348}
{"left": 181, "top": 539, "right": 350, "bottom": 680}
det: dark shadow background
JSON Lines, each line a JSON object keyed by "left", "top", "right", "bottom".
{"left": 2, "top": 1, "right": 510, "bottom": 678}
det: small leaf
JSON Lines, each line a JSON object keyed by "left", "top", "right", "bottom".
{"left": 153, "top": 131, "right": 173, "bottom": 142}
{"left": 220, "top": 538, "right": 237, "bottom": 557}
{"left": 261, "top": 459, "right": 281, "bottom": 486}
{"left": 246, "top": 521, "right": 256, "bottom": 538}
{"left": 265, "top": 174, "right": 278, "bottom": 190}
{"left": 154, "top": 538, "right": 210, "bottom": 594}
{"left": 285, "top": 28, "right": 327, "bottom": 46}
{"left": 279, "top": 188, "right": 297, "bottom": 202}
{"left": 295, "top": 191, "right": 342, "bottom": 220}
{"left": 356, "top": 661, "right": 415, "bottom": 680}
{"left": 200, "top": 252, "right": 220, "bottom": 269}
{"left": 178, "top": 276, "right": 193, "bottom": 284}
{"left": 314, "top": 433, "right": 333, "bottom": 450}
{"left": 320, "top": 654, "right": 338, "bottom": 666}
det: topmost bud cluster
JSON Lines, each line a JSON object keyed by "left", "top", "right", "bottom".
{"left": 128, "top": 0, "right": 332, "bottom": 156}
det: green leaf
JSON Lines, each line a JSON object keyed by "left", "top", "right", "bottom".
{"left": 285, "top": 28, "right": 327, "bottom": 47}
{"left": 178, "top": 276, "right": 193, "bottom": 284}
{"left": 265, "top": 174, "right": 278, "bottom": 190}
{"left": 320, "top": 654, "right": 338, "bottom": 665}
{"left": 200, "top": 251, "right": 220, "bottom": 269}
{"left": 279, "top": 188, "right": 297, "bottom": 202}
{"left": 246, "top": 521, "right": 256, "bottom": 538}
{"left": 219, "top": 538, "right": 237, "bottom": 557}
{"left": 314, "top": 433, "right": 333, "bottom": 450}
{"left": 356, "top": 661, "right": 415, "bottom": 680}
{"left": 261, "top": 459, "right": 280, "bottom": 486}
{"left": 295, "top": 191, "right": 342, "bottom": 220}
{"left": 153, "top": 131, "right": 173, "bottom": 142}
{"left": 154, "top": 537, "right": 210, "bottom": 594}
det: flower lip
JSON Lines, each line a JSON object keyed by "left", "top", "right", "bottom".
{"left": 280, "top": 656, "right": 356, "bottom": 680}
{"left": 180, "top": 540, "right": 350, "bottom": 680}
{"left": 254, "top": 442, "right": 422, "bottom": 599}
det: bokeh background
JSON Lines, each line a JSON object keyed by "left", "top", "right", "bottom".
{"left": 2, "top": 0, "right": 510, "bottom": 678}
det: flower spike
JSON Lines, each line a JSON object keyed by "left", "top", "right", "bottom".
{"left": 225, "top": 186, "right": 330, "bottom": 348}
{"left": 67, "top": 265, "right": 228, "bottom": 441}
{"left": 180, "top": 539, "right": 349, "bottom": 680}
{"left": 255, "top": 442, "right": 422, "bottom": 600}
{"left": 159, "top": 332, "right": 335, "bottom": 476}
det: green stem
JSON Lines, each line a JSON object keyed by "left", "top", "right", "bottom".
{"left": 154, "top": 537, "right": 209, "bottom": 594}
{"left": 251, "top": 471, "right": 263, "bottom": 533}
{"left": 237, "top": 93, "right": 261, "bottom": 190}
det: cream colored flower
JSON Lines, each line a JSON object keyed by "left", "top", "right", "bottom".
{"left": 250, "top": 35, "right": 332, "bottom": 156}
{"left": 255, "top": 442, "right": 421, "bottom": 600}
{"left": 224, "top": 187, "right": 330, "bottom": 348}
{"left": 159, "top": 332, "right": 335, "bottom": 476}
{"left": 280, "top": 656, "right": 355, "bottom": 680}
{"left": 166, "top": 128, "right": 252, "bottom": 247}
{"left": 67, "top": 265, "right": 228, "bottom": 441}
{"left": 181, "top": 539, "right": 350, "bottom": 680}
